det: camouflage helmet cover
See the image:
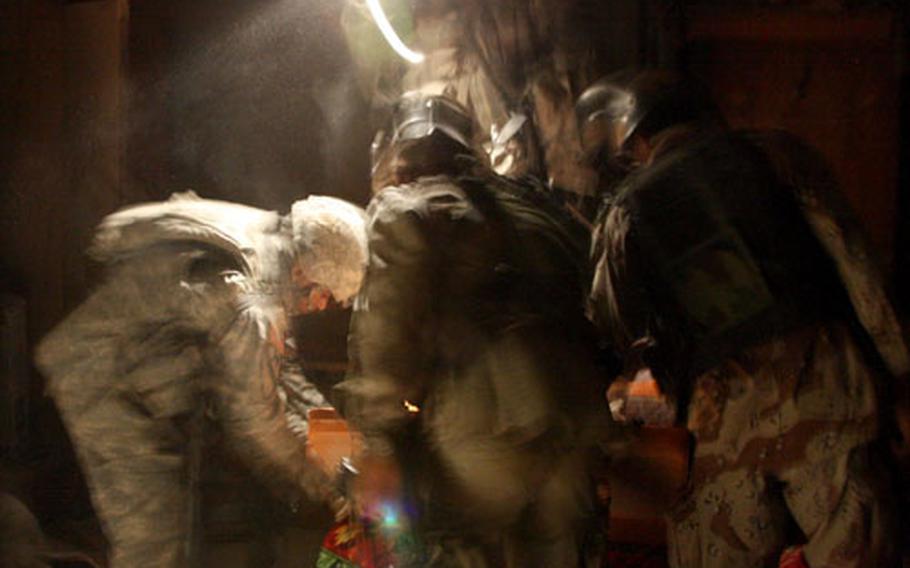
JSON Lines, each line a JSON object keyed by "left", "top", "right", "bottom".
{"left": 290, "top": 196, "right": 369, "bottom": 303}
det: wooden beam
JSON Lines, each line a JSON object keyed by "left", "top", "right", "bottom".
{"left": 687, "top": 8, "right": 894, "bottom": 44}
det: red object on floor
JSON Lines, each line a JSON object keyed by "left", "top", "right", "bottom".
{"left": 779, "top": 546, "right": 809, "bottom": 568}
{"left": 317, "top": 519, "right": 394, "bottom": 568}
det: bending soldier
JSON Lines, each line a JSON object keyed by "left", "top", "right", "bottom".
{"left": 36, "top": 192, "right": 368, "bottom": 567}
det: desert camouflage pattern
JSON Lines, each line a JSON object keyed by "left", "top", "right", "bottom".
{"left": 669, "top": 322, "right": 892, "bottom": 567}
{"left": 35, "top": 198, "right": 333, "bottom": 567}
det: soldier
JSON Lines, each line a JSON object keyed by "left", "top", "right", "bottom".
{"left": 36, "top": 192, "right": 368, "bottom": 567}
{"left": 577, "top": 70, "right": 905, "bottom": 568}
{"left": 339, "top": 92, "right": 613, "bottom": 567}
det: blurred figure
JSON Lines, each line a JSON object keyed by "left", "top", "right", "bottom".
{"left": 577, "top": 70, "right": 906, "bottom": 568}
{"left": 36, "top": 192, "right": 368, "bottom": 567}
{"left": 339, "top": 92, "right": 613, "bottom": 567}
{"left": 575, "top": 69, "right": 721, "bottom": 201}
{"left": 0, "top": 492, "right": 100, "bottom": 568}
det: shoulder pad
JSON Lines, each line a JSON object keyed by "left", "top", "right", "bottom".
{"left": 90, "top": 194, "right": 283, "bottom": 279}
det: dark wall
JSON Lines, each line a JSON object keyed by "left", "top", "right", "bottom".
{"left": 895, "top": 8, "right": 910, "bottom": 312}
{"left": 0, "top": 0, "right": 127, "bottom": 540}
{"left": 684, "top": 7, "right": 903, "bottom": 268}
{"left": 1, "top": 0, "right": 125, "bottom": 354}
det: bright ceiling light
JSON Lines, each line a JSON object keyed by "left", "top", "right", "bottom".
{"left": 365, "top": 0, "right": 425, "bottom": 64}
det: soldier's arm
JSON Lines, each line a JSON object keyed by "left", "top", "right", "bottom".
{"left": 210, "top": 289, "right": 341, "bottom": 509}
{"left": 276, "top": 355, "right": 328, "bottom": 440}
{"left": 591, "top": 203, "right": 689, "bottom": 397}
{"left": 591, "top": 205, "right": 652, "bottom": 361}
{"left": 754, "top": 130, "right": 909, "bottom": 376}
{"left": 342, "top": 189, "right": 445, "bottom": 456}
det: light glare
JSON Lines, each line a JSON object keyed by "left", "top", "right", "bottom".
{"left": 365, "top": 0, "right": 425, "bottom": 64}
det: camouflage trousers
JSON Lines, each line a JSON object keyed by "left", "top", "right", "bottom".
{"left": 59, "top": 390, "right": 297, "bottom": 568}
{"left": 55, "top": 378, "right": 195, "bottom": 568}
{"left": 667, "top": 322, "right": 895, "bottom": 568}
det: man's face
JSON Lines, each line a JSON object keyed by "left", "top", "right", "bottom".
{"left": 626, "top": 134, "right": 653, "bottom": 166}
{"left": 584, "top": 128, "right": 643, "bottom": 199}
{"left": 298, "top": 285, "right": 334, "bottom": 314}
{"left": 582, "top": 114, "right": 647, "bottom": 187}
{"left": 290, "top": 263, "right": 334, "bottom": 315}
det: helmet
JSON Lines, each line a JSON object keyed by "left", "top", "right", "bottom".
{"left": 574, "top": 77, "right": 637, "bottom": 164}
{"left": 290, "top": 196, "right": 369, "bottom": 304}
{"left": 575, "top": 70, "right": 720, "bottom": 164}
{"left": 370, "top": 92, "right": 480, "bottom": 189}
{"left": 390, "top": 91, "right": 476, "bottom": 150}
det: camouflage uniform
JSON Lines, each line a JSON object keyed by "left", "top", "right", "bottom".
{"left": 340, "top": 172, "right": 613, "bottom": 567}
{"left": 670, "top": 322, "right": 888, "bottom": 567}
{"left": 36, "top": 196, "right": 342, "bottom": 567}
{"left": 591, "top": 130, "right": 898, "bottom": 567}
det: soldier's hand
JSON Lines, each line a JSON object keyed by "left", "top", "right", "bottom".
{"left": 328, "top": 491, "right": 351, "bottom": 522}
{"left": 352, "top": 453, "right": 403, "bottom": 523}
